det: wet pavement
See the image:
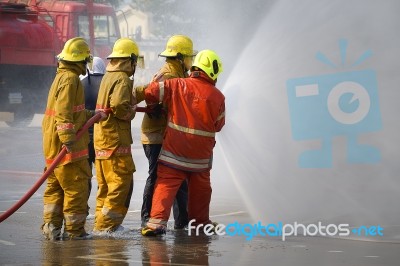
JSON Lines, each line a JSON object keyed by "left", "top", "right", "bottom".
{"left": 1, "top": 126, "right": 400, "bottom": 265}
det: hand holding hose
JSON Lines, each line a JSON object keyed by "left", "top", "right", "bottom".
{"left": 62, "top": 141, "right": 74, "bottom": 153}
{"left": 95, "top": 109, "right": 108, "bottom": 122}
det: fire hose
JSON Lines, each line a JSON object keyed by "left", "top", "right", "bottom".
{"left": 0, "top": 106, "right": 153, "bottom": 223}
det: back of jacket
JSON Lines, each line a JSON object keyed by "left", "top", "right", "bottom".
{"left": 42, "top": 62, "right": 90, "bottom": 166}
{"left": 94, "top": 59, "right": 136, "bottom": 159}
{"left": 145, "top": 71, "right": 225, "bottom": 171}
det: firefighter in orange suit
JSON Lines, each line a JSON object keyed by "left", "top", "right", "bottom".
{"left": 135, "top": 35, "right": 197, "bottom": 229}
{"left": 41, "top": 37, "right": 96, "bottom": 240}
{"left": 93, "top": 38, "right": 139, "bottom": 233}
{"left": 140, "top": 50, "right": 225, "bottom": 236}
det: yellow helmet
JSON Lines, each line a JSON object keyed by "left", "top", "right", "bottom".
{"left": 108, "top": 38, "right": 139, "bottom": 61}
{"left": 159, "top": 35, "right": 196, "bottom": 57}
{"left": 57, "top": 37, "right": 92, "bottom": 62}
{"left": 192, "top": 49, "right": 223, "bottom": 81}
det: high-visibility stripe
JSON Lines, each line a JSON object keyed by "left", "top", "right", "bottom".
{"left": 168, "top": 121, "right": 215, "bottom": 137}
{"left": 147, "top": 219, "right": 168, "bottom": 227}
{"left": 96, "top": 104, "right": 108, "bottom": 110}
{"left": 159, "top": 149, "right": 211, "bottom": 170}
{"left": 64, "top": 213, "right": 86, "bottom": 224}
{"left": 159, "top": 82, "right": 164, "bottom": 102}
{"left": 159, "top": 154, "right": 211, "bottom": 170}
{"left": 95, "top": 146, "right": 131, "bottom": 157}
{"left": 161, "top": 150, "right": 210, "bottom": 164}
{"left": 46, "top": 149, "right": 88, "bottom": 165}
{"left": 45, "top": 109, "right": 56, "bottom": 116}
{"left": 72, "top": 104, "right": 85, "bottom": 112}
{"left": 45, "top": 105, "right": 86, "bottom": 116}
{"left": 43, "top": 203, "right": 62, "bottom": 214}
{"left": 217, "top": 111, "right": 225, "bottom": 121}
{"left": 102, "top": 207, "right": 124, "bottom": 219}
{"left": 56, "top": 123, "right": 74, "bottom": 131}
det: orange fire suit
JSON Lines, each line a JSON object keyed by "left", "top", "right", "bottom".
{"left": 144, "top": 70, "right": 225, "bottom": 227}
{"left": 94, "top": 59, "right": 136, "bottom": 231}
{"left": 138, "top": 58, "right": 187, "bottom": 144}
{"left": 42, "top": 61, "right": 93, "bottom": 236}
{"left": 135, "top": 58, "right": 189, "bottom": 228}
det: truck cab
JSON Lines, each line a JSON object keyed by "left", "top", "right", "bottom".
{"left": 30, "top": 0, "right": 120, "bottom": 59}
{"left": 0, "top": 0, "right": 120, "bottom": 122}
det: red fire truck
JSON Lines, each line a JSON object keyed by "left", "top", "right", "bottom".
{"left": 0, "top": 0, "right": 120, "bottom": 122}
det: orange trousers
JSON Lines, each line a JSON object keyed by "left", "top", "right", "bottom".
{"left": 149, "top": 163, "right": 212, "bottom": 226}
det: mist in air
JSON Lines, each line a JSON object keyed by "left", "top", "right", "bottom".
{"left": 3, "top": 0, "right": 400, "bottom": 233}
{"left": 174, "top": 0, "right": 400, "bottom": 229}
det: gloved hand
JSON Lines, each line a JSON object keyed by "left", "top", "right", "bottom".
{"left": 63, "top": 141, "right": 74, "bottom": 153}
{"left": 147, "top": 103, "right": 164, "bottom": 119}
{"left": 95, "top": 109, "right": 108, "bottom": 122}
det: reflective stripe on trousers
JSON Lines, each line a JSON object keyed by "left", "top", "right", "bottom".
{"left": 149, "top": 164, "right": 212, "bottom": 226}
{"left": 158, "top": 149, "right": 212, "bottom": 171}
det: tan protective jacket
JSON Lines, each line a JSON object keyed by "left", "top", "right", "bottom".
{"left": 42, "top": 61, "right": 92, "bottom": 167}
{"left": 136, "top": 58, "right": 187, "bottom": 144}
{"left": 94, "top": 59, "right": 136, "bottom": 159}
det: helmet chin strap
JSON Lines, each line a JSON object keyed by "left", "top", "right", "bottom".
{"left": 176, "top": 53, "right": 189, "bottom": 74}
{"left": 131, "top": 60, "right": 137, "bottom": 76}
{"left": 180, "top": 60, "right": 188, "bottom": 73}
{"left": 176, "top": 53, "right": 190, "bottom": 73}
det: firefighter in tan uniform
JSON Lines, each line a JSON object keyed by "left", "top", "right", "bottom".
{"left": 41, "top": 37, "right": 96, "bottom": 240}
{"left": 136, "top": 35, "right": 196, "bottom": 229}
{"left": 93, "top": 38, "right": 140, "bottom": 233}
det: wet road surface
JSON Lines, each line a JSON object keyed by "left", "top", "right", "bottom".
{"left": 1, "top": 126, "right": 400, "bottom": 265}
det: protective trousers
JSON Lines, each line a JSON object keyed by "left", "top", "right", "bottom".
{"left": 149, "top": 164, "right": 212, "bottom": 227}
{"left": 94, "top": 155, "right": 134, "bottom": 231}
{"left": 42, "top": 160, "right": 91, "bottom": 235}
{"left": 141, "top": 144, "right": 188, "bottom": 227}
